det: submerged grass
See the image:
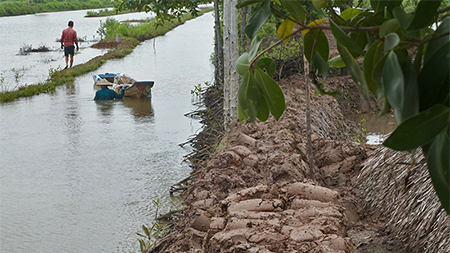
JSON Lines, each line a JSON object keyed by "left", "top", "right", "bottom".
{"left": 0, "top": 8, "right": 212, "bottom": 103}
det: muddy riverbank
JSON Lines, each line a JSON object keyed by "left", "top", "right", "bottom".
{"left": 147, "top": 72, "right": 416, "bottom": 252}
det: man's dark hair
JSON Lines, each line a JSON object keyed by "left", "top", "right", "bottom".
{"left": 68, "top": 20, "right": 74, "bottom": 26}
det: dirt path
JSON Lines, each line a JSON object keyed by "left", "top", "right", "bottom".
{"left": 150, "top": 73, "right": 406, "bottom": 252}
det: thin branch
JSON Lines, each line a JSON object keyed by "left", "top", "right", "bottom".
{"left": 437, "top": 6, "right": 450, "bottom": 15}
{"left": 403, "top": 31, "right": 450, "bottom": 46}
{"left": 249, "top": 28, "right": 302, "bottom": 68}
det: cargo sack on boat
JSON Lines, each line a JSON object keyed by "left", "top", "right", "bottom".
{"left": 114, "top": 74, "right": 136, "bottom": 85}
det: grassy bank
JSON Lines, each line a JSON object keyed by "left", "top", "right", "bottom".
{"left": 0, "top": 8, "right": 213, "bottom": 103}
{"left": 0, "top": 0, "right": 112, "bottom": 17}
{"left": 85, "top": 8, "right": 133, "bottom": 17}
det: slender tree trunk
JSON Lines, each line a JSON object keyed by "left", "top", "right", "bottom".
{"left": 214, "top": 0, "right": 224, "bottom": 89}
{"left": 302, "top": 41, "right": 315, "bottom": 178}
{"left": 229, "top": 0, "right": 239, "bottom": 122}
{"left": 223, "top": 0, "right": 231, "bottom": 128}
{"left": 223, "top": 0, "right": 239, "bottom": 130}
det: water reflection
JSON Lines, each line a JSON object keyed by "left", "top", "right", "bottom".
{"left": 122, "top": 96, "right": 153, "bottom": 118}
{"left": 64, "top": 83, "right": 82, "bottom": 156}
{"left": 95, "top": 100, "right": 115, "bottom": 123}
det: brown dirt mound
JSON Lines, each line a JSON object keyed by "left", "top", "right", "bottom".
{"left": 150, "top": 74, "right": 406, "bottom": 253}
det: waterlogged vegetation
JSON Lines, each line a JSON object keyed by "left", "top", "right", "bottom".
{"left": 0, "top": 0, "right": 113, "bottom": 17}
{"left": 96, "top": 8, "right": 213, "bottom": 41}
{"left": 0, "top": 8, "right": 213, "bottom": 102}
{"left": 85, "top": 7, "right": 133, "bottom": 17}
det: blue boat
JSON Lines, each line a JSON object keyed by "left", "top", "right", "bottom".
{"left": 93, "top": 73, "right": 154, "bottom": 98}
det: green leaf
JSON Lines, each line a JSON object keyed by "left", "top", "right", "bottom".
{"left": 384, "top": 32, "right": 399, "bottom": 53}
{"left": 254, "top": 68, "right": 286, "bottom": 120}
{"left": 340, "top": 8, "right": 363, "bottom": 21}
{"left": 382, "top": 51, "right": 404, "bottom": 110}
{"left": 383, "top": 104, "right": 449, "bottom": 151}
{"left": 248, "top": 35, "right": 262, "bottom": 60}
{"left": 142, "top": 225, "right": 150, "bottom": 237}
{"left": 337, "top": 43, "right": 369, "bottom": 98}
{"left": 255, "top": 57, "right": 276, "bottom": 76}
{"left": 370, "top": 0, "right": 402, "bottom": 13}
{"left": 328, "top": 55, "right": 346, "bottom": 68}
{"left": 364, "top": 40, "right": 384, "bottom": 95}
{"left": 392, "top": 7, "right": 412, "bottom": 31}
{"left": 418, "top": 41, "right": 450, "bottom": 111}
{"left": 281, "top": 0, "right": 306, "bottom": 23}
{"left": 257, "top": 96, "right": 270, "bottom": 121}
{"left": 379, "top": 19, "right": 401, "bottom": 38}
{"left": 330, "top": 19, "right": 364, "bottom": 57}
{"left": 426, "top": 128, "right": 450, "bottom": 214}
{"left": 245, "top": 0, "right": 272, "bottom": 39}
{"left": 277, "top": 18, "right": 295, "bottom": 41}
{"left": 349, "top": 31, "right": 368, "bottom": 52}
{"left": 378, "top": 94, "right": 391, "bottom": 116}
{"left": 424, "top": 17, "right": 450, "bottom": 64}
{"left": 236, "top": 53, "right": 250, "bottom": 75}
{"left": 408, "top": 0, "right": 443, "bottom": 31}
{"left": 394, "top": 57, "right": 419, "bottom": 124}
{"left": 372, "top": 53, "right": 388, "bottom": 93}
{"left": 351, "top": 11, "right": 379, "bottom": 26}
{"left": 236, "top": 0, "right": 265, "bottom": 8}
{"left": 238, "top": 72, "right": 261, "bottom": 122}
{"left": 312, "top": 0, "right": 329, "bottom": 10}
{"left": 138, "top": 239, "right": 145, "bottom": 252}
{"left": 304, "top": 30, "right": 329, "bottom": 63}
{"left": 313, "top": 52, "right": 329, "bottom": 79}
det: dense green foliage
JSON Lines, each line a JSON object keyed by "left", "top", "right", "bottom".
{"left": 236, "top": 0, "right": 449, "bottom": 213}
{"left": 0, "top": 0, "right": 112, "bottom": 17}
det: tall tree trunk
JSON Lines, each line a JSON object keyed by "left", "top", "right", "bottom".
{"left": 229, "top": 0, "right": 239, "bottom": 122}
{"left": 214, "top": 0, "right": 224, "bottom": 89}
{"left": 223, "top": 0, "right": 239, "bottom": 130}
{"left": 223, "top": 0, "right": 231, "bottom": 128}
{"left": 302, "top": 40, "right": 315, "bottom": 178}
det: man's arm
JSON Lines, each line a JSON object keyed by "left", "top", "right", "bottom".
{"left": 115, "top": 88, "right": 125, "bottom": 99}
{"left": 61, "top": 31, "right": 64, "bottom": 49}
{"left": 74, "top": 31, "right": 79, "bottom": 51}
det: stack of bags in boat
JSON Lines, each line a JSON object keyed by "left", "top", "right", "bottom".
{"left": 113, "top": 74, "right": 136, "bottom": 92}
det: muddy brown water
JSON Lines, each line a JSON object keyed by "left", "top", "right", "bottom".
{"left": 0, "top": 11, "right": 214, "bottom": 253}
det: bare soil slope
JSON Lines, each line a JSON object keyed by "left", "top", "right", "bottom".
{"left": 151, "top": 73, "right": 404, "bottom": 253}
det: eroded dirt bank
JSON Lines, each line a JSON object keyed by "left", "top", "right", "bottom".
{"left": 152, "top": 73, "right": 404, "bottom": 252}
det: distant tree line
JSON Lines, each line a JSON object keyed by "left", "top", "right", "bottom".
{"left": 0, "top": 0, "right": 113, "bottom": 17}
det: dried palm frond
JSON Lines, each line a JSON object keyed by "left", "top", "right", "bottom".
{"left": 359, "top": 146, "right": 450, "bottom": 252}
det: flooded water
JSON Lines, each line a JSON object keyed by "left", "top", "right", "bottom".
{"left": 0, "top": 11, "right": 214, "bottom": 253}
{"left": 0, "top": 8, "right": 155, "bottom": 91}
{"left": 356, "top": 113, "right": 397, "bottom": 144}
